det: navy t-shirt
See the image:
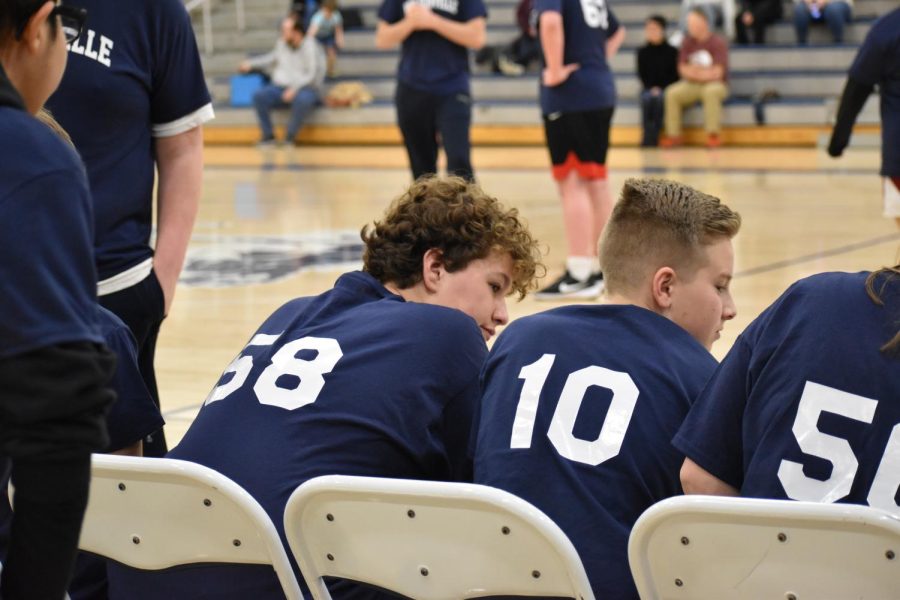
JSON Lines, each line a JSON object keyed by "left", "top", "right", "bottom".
{"left": 536, "top": 0, "right": 619, "bottom": 115}
{"left": 674, "top": 272, "right": 900, "bottom": 517}
{"left": 848, "top": 8, "right": 900, "bottom": 177}
{"left": 109, "top": 271, "right": 487, "bottom": 599}
{"left": 96, "top": 306, "right": 164, "bottom": 452}
{"left": 378, "top": 0, "right": 487, "bottom": 96}
{"left": 0, "top": 106, "right": 104, "bottom": 358}
{"left": 46, "top": 0, "right": 212, "bottom": 281}
{"left": 473, "top": 304, "right": 717, "bottom": 598}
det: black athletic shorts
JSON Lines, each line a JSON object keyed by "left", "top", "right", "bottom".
{"left": 543, "top": 107, "right": 614, "bottom": 180}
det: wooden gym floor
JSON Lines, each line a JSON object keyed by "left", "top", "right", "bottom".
{"left": 157, "top": 144, "right": 900, "bottom": 446}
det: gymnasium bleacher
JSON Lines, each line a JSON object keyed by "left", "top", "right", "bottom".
{"left": 191, "top": 0, "right": 889, "bottom": 146}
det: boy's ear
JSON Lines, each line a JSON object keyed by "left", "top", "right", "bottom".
{"left": 650, "top": 266, "right": 676, "bottom": 310}
{"left": 20, "top": 1, "right": 55, "bottom": 53}
{"left": 421, "top": 248, "right": 445, "bottom": 293}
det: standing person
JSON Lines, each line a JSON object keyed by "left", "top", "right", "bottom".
{"left": 828, "top": 8, "right": 900, "bottom": 229}
{"left": 792, "top": 0, "right": 852, "bottom": 45}
{"left": 375, "top": 0, "right": 487, "bottom": 182}
{"left": 532, "top": 0, "right": 626, "bottom": 300}
{"left": 45, "top": 0, "right": 213, "bottom": 457}
{"left": 676, "top": 266, "right": 900, "bottom": 518}
{"left": 0, "top": 1, "right": 115, "bottom": 597}
{"left": 734, "top": 0, "right": 782, "bottom": 44}
{"left": 662, "top": 8, "right": 729, "bottom": 148}
{"left": 107, "top": 176, "right": 543, "bottom": 599}
{"left": 637, "top": 15, "right": 678, "bottom": 147}
{"left": 474, "top": 178, "right": 741, "bottom": 597}
{"left": 307, "top": 0, "right": 344, "bottom": 78}
{"left": 239, "top": 10, "right": 326, "bottom": 145}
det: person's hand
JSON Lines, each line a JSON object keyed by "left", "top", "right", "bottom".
{"left": 153, "top": 263, "right": 178, "bottom": 316}
{"left": 742, "top": 11, "right": 754, "bottom": 25}
{"left": 542, "top": 63, "right": 579, "bottom": 87}
{"left": 405, "top": 3, "right": 434, "bottom": 29}
{"left": 282, "top": 87, "right": 297, "bottom": 103}
{"left": 650, "top": 86, "right": 661, "bottom": 95}
{"left": 238, "top": 60, "right": 251, "bottom": 73}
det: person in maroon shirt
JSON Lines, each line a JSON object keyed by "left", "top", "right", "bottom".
{"left": 661, "top": 9, "right": 729, "bottom": 148}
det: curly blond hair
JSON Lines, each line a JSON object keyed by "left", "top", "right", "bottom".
{"left": 362, "top": 176, "right": 544, "bottom": 299}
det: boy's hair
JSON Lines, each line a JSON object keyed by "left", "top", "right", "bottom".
{"left": 646, "top": 14, "right": 667, "bottom": 30}
{"left": 865, "top": 264, "right": 900, "bottom": 354}
{"left": 287, "top": 9, "right": 305, "bottom": 33}
{"left": 362, "top": 176, "right": 544, "bottom": 300}
{"left": 688, "top": 7, "right": 709, "bottom": 22}
{"left": 600, "top": 178, "right": 741, "bottom": 296}
{"left": 321, "top": 0, "right": 339, "bottom": 11}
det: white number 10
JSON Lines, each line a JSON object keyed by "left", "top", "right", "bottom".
{"left": 510, "top": 354, "right": 639, "bottom": 466}
{"left": 205, "top": 333, "right": 344, "bottom": 410}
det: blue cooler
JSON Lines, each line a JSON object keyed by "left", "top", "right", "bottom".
{"left": 230, "top": 74, "right": 265, "bottom": 107}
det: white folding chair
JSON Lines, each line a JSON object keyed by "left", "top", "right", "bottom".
{"left": 283, "top": 475, "right": 595, "bottom": 600}
{"left": 79, "top": 454, "right": 302, "bottom": 600}
{"left": 628, "top": 495, "right": 900, "bottom": 600}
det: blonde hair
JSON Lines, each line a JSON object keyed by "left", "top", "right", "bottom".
{"left": 600, "top": 178, "right": 741, "bottom": 296}
{"left": 35, "top": 107, "right": 74, "bottom": 146}
{"left": 865, "top": 264, "right": 900, "bottom": 354}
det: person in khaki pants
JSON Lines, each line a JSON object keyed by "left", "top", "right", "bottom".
{"left": 662, "top": 9, "right": 729, "bottom": 148}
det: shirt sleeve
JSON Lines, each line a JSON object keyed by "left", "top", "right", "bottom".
{"left": 150, "top": 0, "right": 213, "bottom": 130}
{"left": 607, "top": 7, "right": 620, "bottom": 34}
{"left": 535, "top": 0, "right": 562, "bottom": 16}
{"left": 377, "top": 0, "right": 405, "bottom": 24}
{"left": 311, "top": 11, "right": 324, "bottom": 27}
{"left": 672, "top": 337, "right": 753, "bottom": 490}
{"left": 848, "top": 29, "right": 883, "bottom": 86}
{"left": 459, "top": 0, "right": 488, "bottom": 21}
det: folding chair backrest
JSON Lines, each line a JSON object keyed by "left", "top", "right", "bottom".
{"left": 80, "top": 454, "right": 301, "bottom": 600}
{"left": 284, "top": 475, "right": 595, "bottom": 600}
{"left": 628, "top": 495, "right": 900, "bottom": 600}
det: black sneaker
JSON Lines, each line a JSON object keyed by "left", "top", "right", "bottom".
{"left": 534, "top": 271, "right": 604, "bottom": 300}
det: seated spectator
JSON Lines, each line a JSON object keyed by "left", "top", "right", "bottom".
{"left": 238, "top": 10, "right": 326, "bottom": 146}
{"left": 676, "top": 0, "right": 736, "bottom": 42}
{"left": 793, "top": 0, "right": 852, "bottom": 44}
{"left": 637, "top": 15, "right": 679, "bottom": 146}
{"left": 676, "top": 266, "right": 900, "bottom": 519}
{"left": 662, "top": 9, "right": 729, "bottom": 148}
{"left": 498, "top": 0, "right": 540, "bottom": 75}
{"left": 474, "top": 178, "right": 741, "bottom": 598}
{"left": 308, "top": 0, "right": 344, "bottom": 78}
{"left": 735, "top": 0, "right": 783, "bottom": 44}
{"left": 106, "top": 176, "right": 542, "bottom": 599}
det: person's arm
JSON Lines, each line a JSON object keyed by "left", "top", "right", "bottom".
{"left": 152, "top": 126, "right": 204, "bottom": 315}
{"left": 375, "top": 16, "right": 416, "bottom": 48}
{"left": 423, "top": 13, "right": 487, "bottom": 49}
{"left": 605, "top": 24, "right": 625, "bottom": 59}
{"left": 681, "top": 457, "right": 740, "bottom": 495}
{"left": 540, "top": 11, "right": 578, "bottom": 86}
{"left": 240, "top": 46, "right": 277, "bottom": 72}
{"left": 335, "top": 23, "right": 345, "bottom": 49}
{"left": 828, "top": 76, "right": 874, "bottom": 157}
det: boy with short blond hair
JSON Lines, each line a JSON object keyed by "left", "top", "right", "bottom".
{"left": 473, "top": 177, "right": 740, "bottom": 598}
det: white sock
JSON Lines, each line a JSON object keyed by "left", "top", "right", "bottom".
{"left": 566, "top": 256, "right": 595, "bottom": 282}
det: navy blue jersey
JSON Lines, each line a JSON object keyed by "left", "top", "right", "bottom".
{"left": 378, "top": 0, "right": 487, "bottom": 96}
{"left": 109, "top": 271, "right": 487, "bottom": 599}
{"left": 848, "top": 8, "right": 900, "bottom": 177}
{"left": 96, "top": 306, "right": 163, "bottom": 452}
{"left": 45, "top": 0, "right": 212, "bottom": 281}
{"left": 473, "top": 304, "right": 716, "bottom": 598}
{"left": 0, "top": 94, "right": 103, "bottom": 358}
{"left": 674, "top": 272, "right": 900, "bottom": 517}
{"left": 536, "top": 0, "right": 619, "bottom": 115}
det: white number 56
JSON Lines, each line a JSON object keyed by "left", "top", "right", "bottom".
{"left": 777, "top": 381, "right": 900, "bottom": 516}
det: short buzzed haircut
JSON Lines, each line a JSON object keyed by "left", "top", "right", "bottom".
{"left": 600, "top": 178, "right": 741, "bottom": 296}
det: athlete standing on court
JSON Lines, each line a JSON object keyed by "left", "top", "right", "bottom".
{"left": 375, "top": 0, "right": 487, "bottom": 182}
{"left": 46, "top": 0, "right": 214, "bottom": 456}
{"left": 828, "top": 7, "right": 900, "bottom": 229}
{"left": 0, "top": 1, "right": 115, "bottom": 596}
{"left": 533, "top": 0, "right": 625, "bottom": 300}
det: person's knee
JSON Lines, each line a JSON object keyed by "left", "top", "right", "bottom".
{"left": 792, "top": 2, "right": 808, "bottom": 19}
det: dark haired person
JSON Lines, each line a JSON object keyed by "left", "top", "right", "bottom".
{"left": 474, "top": 178, "right": 740, "bottom": 598}
{"left": 239, "top": 10, "right": 326, "bottom": 145}
{"left": 637, "top": 15, "right": 678, "bottom": 146}
{"left": 108, "top": 176, "right": 543, "bottom": 599}
{"left": 677, "top": 265, "right": 900, "bottom": 518}
{"left": 375, "top": 0, "right": 487, "bottom": 182}
{"left": 45, "top": 0, "right": 213, "bottom": 457}
{"left": 0, "top": 1, "right": 115, "bottom": 597}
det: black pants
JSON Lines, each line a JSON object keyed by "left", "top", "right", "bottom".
{"left": 735, "top": 0, "right": 782, "bottom": 44}
{"left": 99, "top": 270, "right": 167, "bottom": 457}
{"left": 395, "top": 81, "right": 474, "bottom": 182}
{"left": 640, "top": 91, "right": 664, "bottom": 147}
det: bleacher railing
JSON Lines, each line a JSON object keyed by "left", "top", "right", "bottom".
{"left": 185, "top": 0, "right": 246, "bottom": 55}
